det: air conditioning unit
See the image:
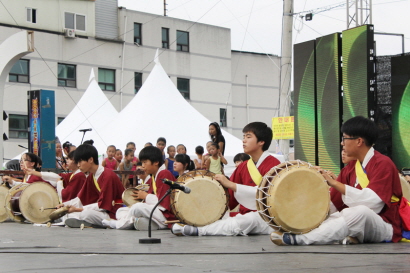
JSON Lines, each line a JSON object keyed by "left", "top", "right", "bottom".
{"left": 64, "top": 28, "right": 75, "bottom": 38}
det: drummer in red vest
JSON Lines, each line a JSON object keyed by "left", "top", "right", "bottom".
{"left": 3, "top": 153, "right": 45, "bottom": 186}
{"left": 172, "top": 122, "right": 281, "bottom": 236}
{"left": 102, "top": 146, "right": 177, "bottom": 230}
{"left": 59, "top": 144, "right": 124, "bottom": 228}
{"left": 271, "top": 116, "right": 403, "bottom": 245}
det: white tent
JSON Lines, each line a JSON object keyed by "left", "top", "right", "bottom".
{"left": 97, "top": 50, "right": 244, "bottom": 160}
{"left": 56, "top": 69, "right": 118, "bottom": 148}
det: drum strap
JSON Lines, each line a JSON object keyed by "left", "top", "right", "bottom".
{"left": 355, "top": 160, "right": 399, "bottom": 203}
{"left": 247, "top": 159, "right": 262, "bottom": 186}
{"left": 152, "top": 175, "right": 157, "bottom": 195}
{"left": 93, "top": 175, "right": 101, "bottom": 192}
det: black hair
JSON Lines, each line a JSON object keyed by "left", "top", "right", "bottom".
{"left": 175, "top": 154, "right": 195, "bottom": 171}
{"left": 63, "top": 141, "right": 72, "bottom": 150}
{"left": 145, "top": 142, "right": 153, "bottom": 146}
{"left": 341, "top": 116, "right": 378, "bottom": 147}
{"left": 67, "top": 150, "right": 76, "bottom": 160}
{"left": 242, "top": 122, "right": 273, "bottom": 151}
{"left": 115, "top": 149, "right": 122, "bottom": 153}
{"left": 74, "top": 144, "right": 99, "bottom": 165}
{"left": 167, "top": 145, "right": 175, "bottom": 152}
{"left": 124, "top": 148, "right": 134, "bottom": 157}
{"left": 138, "top": 146, "right": 164, "bottom": 167}
{"left": 209, "top": 122, "right": 223, "bottom": 141}
{"left": 177, "top": 144, "right": 187, "bottom": 152}
{"left": 136, "top": 161, "right": 142, "bottom": 167}
{"left": 157, "top": 137, "right": 166, "bottom": 144}
{"left": 24, "top": 152, "right": 41, "bottom": 171}
{"left": 210, "top": 142, "right": 220, "bottom": 150}
{"left": 107, "top": 145, "right": 116, "bottom": 151}
{"left": 233, "top": 153, "right": 251, "bottom": 163}
{"left": 126, "top": 142, "right": 136, "bottom": 148}
{"left": 82, "top": 139, "right": 94, "bottom": 146}
{"left": 195, "top": 145, "right": 204, "bottom": 155}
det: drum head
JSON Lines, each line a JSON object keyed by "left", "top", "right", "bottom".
{"left": 258, "top": 161, "right": 330, "bottom": 234}
{"left": 0, "top": 185, "right": 10, "bottom": 222}
{"left": 19, "top": 182, "right": 59, "bottom": 224}
{"left": 400, "top": 174, "right": 410, "bottom": 201}
{"left": 122, "top": 188, "right": 141, "bottom": 207}
{"left": 5, "top": 183, "right": 29, "bottom": 222}
{"left": 172, "top": 170, "right": 229, "bottom": 227}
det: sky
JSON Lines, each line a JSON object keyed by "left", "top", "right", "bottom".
{"left": 117, "top": 0, "right": 410, "bottom": 56}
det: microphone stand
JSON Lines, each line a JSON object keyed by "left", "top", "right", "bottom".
{"left": 139, "top": 188, "right": 172, "bottom": 244}
{"left": 80, "top": 131, "right": 89, "bottom": 145}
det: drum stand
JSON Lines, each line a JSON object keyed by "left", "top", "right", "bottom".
{"left": 139, "top": 188, "right": 172, "bottom": 244}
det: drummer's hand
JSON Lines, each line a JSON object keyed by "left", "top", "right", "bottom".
{"left": 214, "top": 174, "right": 237, "bottom": 192}
{"left": 326, "top": 170, "right": 337, "bottom": 180}
{"left": 132, "top": 189, "right": 148, "bottom": 200}
{"left": 405, "top": 175, "right": 410, "bottom": 183}
{"left": 67, "top": 206, "right": 83, "bottom": 214}
{"left": 56, "top": 203, "right": 65, "bottom": 209}
{"left": 2, "top": 175, "right": 12, "bottom": 186}
{"left": 315, "top": 167, "right": 338, "bottom": 187}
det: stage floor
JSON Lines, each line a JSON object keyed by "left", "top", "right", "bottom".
{"left": 1, "top": 222, "right": 410, "bottom": 272}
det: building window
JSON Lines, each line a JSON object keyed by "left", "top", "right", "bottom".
{"left": 220, "top": 108, "right": 227, "bottom": 127}
{"left": 26, "top": 8, "right": 36, "bottom": 23}
{"left": 135, "top": 72, "right": 142, "bottom": 94}
{"left": 58, "top": 64, "right": 76, "bottom": 87}
{"left": 98, "top": 68, "right": 115, "bottom": 91}
{"left": 57, "top": 117, "right": 65, "bottom": 125}
{"left": 177, "top": 30, "right": 189, "bottom": 52}
{"left": 162, "top": 28, "right": 169, "bottom": 49}
{"left": 134, "top": 23, "right": 142, "bottom": 45}
{"left": 9, "top": 114, "right": 28, "bottom": 139}
{"left": 9, "top": 59, "right": 29, "bottom": 83}
{"left": 177, "top": 78, "right": 190, "bottom": 99}
{"left": 65, "top": 12, "right": 86, "bottom": 31}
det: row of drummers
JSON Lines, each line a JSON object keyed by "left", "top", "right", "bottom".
{"left": 0, "top": 148, "right": 231, "bottom": 227}
{"left": 2, "top": 147, "right": 410, "bottom": 237}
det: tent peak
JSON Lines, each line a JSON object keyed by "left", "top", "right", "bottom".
{"left": 154, "top": 49, "right": 160, "bottom": 65}
{"left": 89, "top": 68, "right": 95, "bottom": 83}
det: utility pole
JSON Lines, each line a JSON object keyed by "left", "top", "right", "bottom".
{"left": 164, "top": 0, "right": 167, "bottom": 16}
{"left": 278, "top": 0, "right": 293, "bottom": 160}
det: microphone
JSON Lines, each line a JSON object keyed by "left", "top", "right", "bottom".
{"left": 79, "top": 128, "right": 92, "bottom": 132}
{"left": 162, "top": 179, "right": 191, "bottom": 194}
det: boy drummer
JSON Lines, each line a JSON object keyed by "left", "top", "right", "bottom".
{"left": 172, "top": 121, "right": 281, "bottom": 236}
{"left": 102, "top": 146, "right": 177, "bottom": 230}
{"left": 59, "top": 144, "right": 124, "bottom": 228}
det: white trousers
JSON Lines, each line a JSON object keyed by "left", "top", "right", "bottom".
{"left": 62, "top": 198, "right": 110, "bottom": 226}
{"left": 199, "top": 211, "right": 272, "bottom": 236}
{"left": 114, "top": 203, "right": 167, "bottom": 230}
{"left": 296, "top": 205, "right": 393, "bottom": 245}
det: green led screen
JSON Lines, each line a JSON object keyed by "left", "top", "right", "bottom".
{"left": 391, "top": 55, "right": 410, "bottom": 170}
{"left": 315, "top": 33, "right": 342, "bottom": 174}
{"left": 294, "top": 40, "right": 317, "bottom": 165}
{"left": 342, "top": 25, "right": 375, "bottom": 121}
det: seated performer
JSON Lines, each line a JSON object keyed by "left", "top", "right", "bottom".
{"left": 3, "top": 153, "right": 45, "bottom": 186}
{"left": 57, "top": 151, "right": 87, "bottom": 202}
{"left": 102, "top": 146, "right": 177, "bottom": 230}
{"left": 60, "top": 144, "right": 125, "bottom": 228}
{"left": 271, "top": 116, "right": 403, "bottom": 245}
{"left": 172, "top": 121, "right": 281, "bottom": 236}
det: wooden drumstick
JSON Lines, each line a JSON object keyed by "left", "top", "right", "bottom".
{"left": 164, "top": 220, "right": 180, "bottom": 224}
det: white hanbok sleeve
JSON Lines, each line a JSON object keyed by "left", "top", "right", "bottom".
{"left": 41, "top": 172, "right": 60, "bottom": 187}
{"left": 63, "top": 196, "right": 83, "bottom": 208}
{"left": 234, "top": 184, "right": 258, "bottom": 210}
{"left": 342, "top": 185, "right": 385, "bottom": 213}
{"left": 145, "top": 193, "right": 159, "bottom": 206}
